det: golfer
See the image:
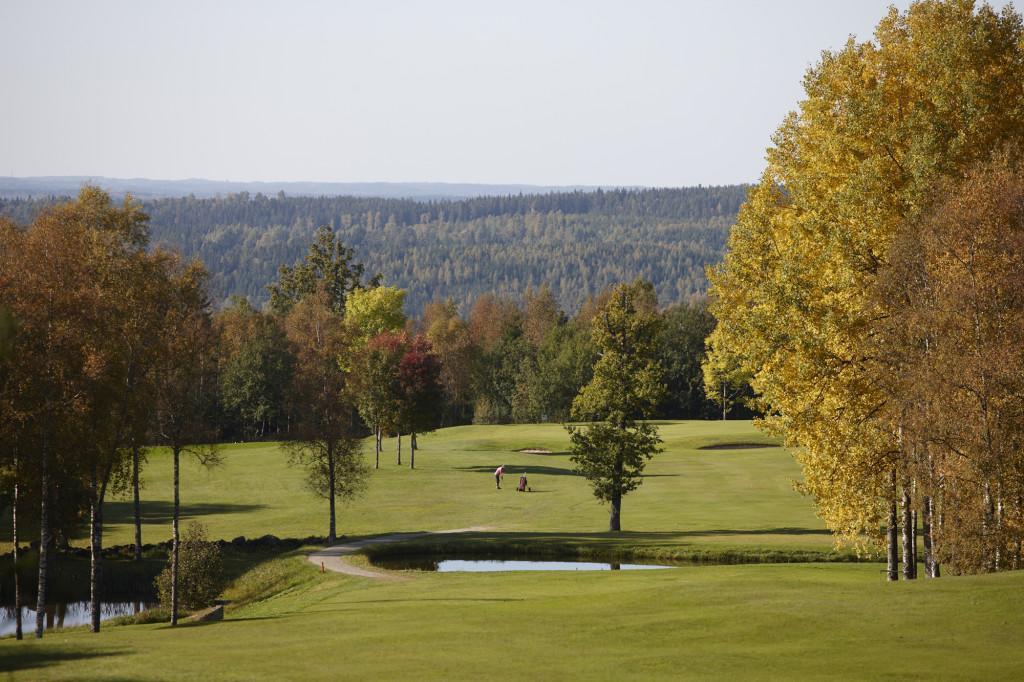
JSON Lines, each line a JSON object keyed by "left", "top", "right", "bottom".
{"left": 494, "top": 464, "right": 505, "bottom": 489}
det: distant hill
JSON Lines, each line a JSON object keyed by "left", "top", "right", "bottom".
{"left": 0, "top": 176, "right": 623, "bottom": 200}
{"left": 0, "top": 186, "right": 748, "bottom": 315}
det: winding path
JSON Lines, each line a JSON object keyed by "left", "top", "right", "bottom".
{"left": 307, "top": 527, "right": 492, "bottom": 580}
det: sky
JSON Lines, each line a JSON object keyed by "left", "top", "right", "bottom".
{"left": 0, "top": 0, "right": 930, "bottom": 186}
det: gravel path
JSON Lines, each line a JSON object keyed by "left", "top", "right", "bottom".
{"left": 306, "top": 527, "right": 492, "bottom": 580}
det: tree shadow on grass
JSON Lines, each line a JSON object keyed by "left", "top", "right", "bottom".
{"left": 438, "top": 528, "right": 831, "bottom": 541}
{"left": 221, "top": 614, "right": 293, "bottom": 623}
{"left": 455, "top": 465, "right": 578, "bottom": 477}
{"left": 103, "top": 501, "right": 268, "bottom": 526}
{"left": 363, "top": 528, "right": 852, "bottom": 565}
{"left": 2, "top": 646, "right": 128, "bottom": 675}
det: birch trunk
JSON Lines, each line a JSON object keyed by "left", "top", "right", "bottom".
{"left": 922, "top": 496, "right": 934, "bottom": 578}
{"left": 89, "top": 465, "right": 103, "bottom": 632}
{"left": 328, "top": 441, "right": 337, "bottom": 544}
{"left": 133, "top": 444, "right": 142, "bottom": 561}
{"left": 902, "top": 486, "right": 915, "bottom": 580}
{"left": 983, "top": 482, "right": 995, "bottom": 571}
{"left": 12, "top": 452, "right": 22, "bottom": 640}
{"left": 887, "top": 471, "right": 898, "bottom": 582}
{"left": 35, "top": 427, "right": 51, "bottom": 638}
{"left": 397, "top": 433, "right": 402, "bottom": 466}
{"left": 911, "top": 509, "right": 918, "bottom": 579}
{"left": 410, "top": 432, "right": 416, "bottom": 469}
{"left": 995, "top": 495, "right": 1004, "bottom": 571}
{"left": 170, "top": 447, "right": 180, "bottom": 627}
{"left": 374, "top": 426, "right": 380, "bottom": 470}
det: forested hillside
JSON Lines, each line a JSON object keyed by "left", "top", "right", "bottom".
{"left": 0, "top": 186, "right": 745, "bottom": 314}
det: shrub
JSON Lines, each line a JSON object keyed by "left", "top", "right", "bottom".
{"left": 155, "top": 522, "right": 223, "bottom": 611}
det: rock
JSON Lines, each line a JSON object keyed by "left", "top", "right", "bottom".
{"left": 231, "top": 536, "right": 247, "bottom": 546}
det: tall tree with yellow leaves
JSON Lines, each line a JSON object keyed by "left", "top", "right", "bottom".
{"left": 705, "top": 0, "right": 1024, "bottom": 565}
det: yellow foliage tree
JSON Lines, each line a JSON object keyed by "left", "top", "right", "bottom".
{"left": 705, "top": 0, "right": 1024, "bottom": 553}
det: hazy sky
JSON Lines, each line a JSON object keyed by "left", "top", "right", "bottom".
{"left": 0, "top": 0, "right": 925, "bottom": 186}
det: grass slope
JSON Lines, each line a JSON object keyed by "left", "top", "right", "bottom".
{"left": 5, "top": 553, "right": 1024, "bottom": 680}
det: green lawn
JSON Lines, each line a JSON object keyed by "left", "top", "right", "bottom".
{"left": 5, "top": 420, "right": 1023, "bottom": 679}
{"left": 83, "top": 420, "right": 833, "bottom": 558}
{"left": 5, "top": 554, "right": 1024, "bottom": 680}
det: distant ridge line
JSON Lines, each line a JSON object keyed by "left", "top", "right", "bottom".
{"left": 0, "top": 176, "right": 657, "bottom": 200}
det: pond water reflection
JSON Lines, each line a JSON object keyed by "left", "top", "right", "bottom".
{"left": 0, "top": 601, "right": 153, "bottom": 636}
{"left": 370, "top": 557, "right": 673, "bottom": 572}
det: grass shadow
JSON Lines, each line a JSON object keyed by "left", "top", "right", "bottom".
{"left": 1, "top": 646, "right": 128, "bottom": 674}
{"left": 103, "top": 501, "right": 269, "bottom": 527}
{"left": 455, "top": 465, "right": 578, "bottom": 477}
{"left": 359, "top": 528, "right": 853, "bottom": 565}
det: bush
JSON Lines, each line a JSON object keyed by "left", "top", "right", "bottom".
{"left": 155, "top": 522, "right": 223, "bottom": 611}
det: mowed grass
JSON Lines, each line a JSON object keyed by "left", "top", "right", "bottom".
{"left": 5, "top": 553, "right": 1024, "bottom": 680}
{"left": 62, "top": 420, "right": 833, "bottom": 557}
{"left": 7, "top": 420, "right": 1023, "bottom": 679}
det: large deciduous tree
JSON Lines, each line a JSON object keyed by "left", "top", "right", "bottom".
{"left": 396, "top": 335, "right": 444, "bottom": 469}
{"left": 566, "top": 280, "right": 664, "bottom": 531}
{"left": 704, "top": 0, "right": 1024, "bottom": 568}
{"left": 874, "top": 153, "right": 1024, "bottom": 574}
{"left": 284, "top": 289, "right": 368, "bottom": 543}
{"left": 421, "top": 300, "right": 476, "bottom": 425}
{"left": 351, "top": 332, "right": 405, "bottom": 469}
{"left": 152, "top": 258, "right": 222, "bottom": 626}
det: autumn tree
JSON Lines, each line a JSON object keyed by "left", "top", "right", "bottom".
{"left": 351, "top": 332, "right": 406, "bottom": 469}
{"left": 396, "top": 336, "right": 444, "bottom": 469}
{"left": 421, "top": 300, "right": 476, "bottom": 425}
{"left": 284, "top": 289, "right": 368, "bottom": 543}
{"left": 469, "top": 294, "right": 527, "bottom": 424}
{"left": 566, "top": 280, "right": 665, "bottom": 531}
{"left": 522, "top": 285, "right": 564, "bottom": 349}
{"left": 345, "top": 285, "right": 407, "bottom": 342}
{"left": 875, "top": 152, "right": 1024, "bottom": 575}
{"left": 152, "top": 258, "right": 222, "bottom": 626}
{"left": 68, "top": 189, "right": 166, "bottom": 632}
{"left": 0, "top": 275, "right": 20, "bottom": 639}
{"left": 345, "top": 286, "right": 408, "bottom": 465}
{"left": 0, "top": 193, "right": 126, "bottom": 637}
{"left": 704, "top": 0, "right": 1024, "bottom": 563}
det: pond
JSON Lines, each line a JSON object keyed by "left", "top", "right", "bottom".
{"left": 0, "top": 601, "right": 154, "bottom": 636}
{"left": 369, "top": 557, "right": 674, "bottom": 572}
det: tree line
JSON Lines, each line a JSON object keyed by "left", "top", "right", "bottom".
{"left": 0, "top": 186, "right": 746, "bottom": 316}
{"left": 704, "top": 0, "right": 1024, "bottom": 578}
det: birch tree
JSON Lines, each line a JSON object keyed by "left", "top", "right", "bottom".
{"left": 704, "top": 0, "right": 1024, "bottom": 559}
{"left": 284, "top": 289, "right": 368, "bottom": 543}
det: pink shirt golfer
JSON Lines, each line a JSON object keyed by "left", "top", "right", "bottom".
{"left": 494, "top": 465, "right": 505, "bottom": 489}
